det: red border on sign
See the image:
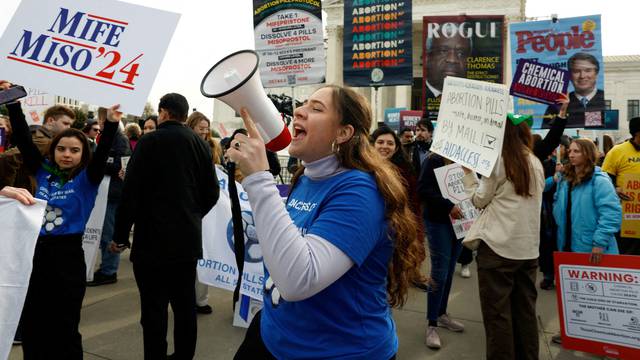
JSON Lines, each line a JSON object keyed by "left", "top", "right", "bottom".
{"left": 554, "top": 252, "right": 640, "bottom": 359}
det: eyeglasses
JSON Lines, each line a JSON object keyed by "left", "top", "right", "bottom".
{"left": 91, "top": 128, "right": 101, "bottom": 133}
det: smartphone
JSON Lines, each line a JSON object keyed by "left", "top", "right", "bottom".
{"left": 0, "top": 85, "right": 27, "bottom": 105}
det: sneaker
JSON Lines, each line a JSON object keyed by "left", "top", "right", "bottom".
{"left": 460, "top": 265, "right": 471, "bottom": 278}
{"left": 540, "top": 279, "right": 555, "bottom": 290}
{"left": 196, "top": 304, "right": 213, "bottom": 314}
{"left": 551, "top": 334, "right": 562, "bottom": 344}
{"left": 425, "top": 326, "right": 441, "bottom": 349}
{"left": 437, "top": 314, "right": 465, "bottom": 332}
{"left": 87, "top": 272, "right": 117, "bottom": 287}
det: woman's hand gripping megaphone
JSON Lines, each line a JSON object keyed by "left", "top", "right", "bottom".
{"left": 226, "top": 107, "right": 270, "bottom": 177}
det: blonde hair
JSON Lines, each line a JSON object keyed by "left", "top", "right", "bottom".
{"left": 292, "top": 85, "right": 426, "bottom": 307}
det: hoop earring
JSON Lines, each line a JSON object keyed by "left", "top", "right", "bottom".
{"left": 331, "top": 140, "right": 339, "bottom": 154}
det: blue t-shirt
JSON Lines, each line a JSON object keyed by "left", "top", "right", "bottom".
{"left": 261, "top": 170, "right": 397, "bottom": 360}
{"left": 35, "top": 162, "right": 99, "bottom": 236}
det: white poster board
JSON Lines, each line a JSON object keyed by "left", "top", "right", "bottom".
{"left": 82, "top": 177, "right": 110, "bottom": 281}
{"left": 197, "top": 166, "right": 265, "bottom": 301}
{"left": 0, "top": 0, "right": 180, "bottom": 115}
{"left": 430, "top": 77, "right": 510, "bottom": 177}
{"left": 19, "top": 88, "right": 56, "bottom": 125}
{"left": 0, "top": 197, "right": 46, "bottom": 360}
{"left": 434, "top": 163, "right": 480, "bottom": 239}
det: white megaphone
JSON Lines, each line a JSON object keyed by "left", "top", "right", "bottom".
{"left": 200, "top": 50, "right": 291, "bottom": 152}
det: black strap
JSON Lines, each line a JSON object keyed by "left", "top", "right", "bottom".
{"left": 227, "top": 162, "right": 246, "bottom": 310}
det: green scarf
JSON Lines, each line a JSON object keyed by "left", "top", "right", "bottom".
{"left": 42, "top": 162, "right": 71, "bottom": 187}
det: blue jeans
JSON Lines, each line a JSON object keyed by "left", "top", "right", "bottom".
{"left": 98, "top": 199, "right": 120, "bottom": 276}
{"left": 425, "top": 220, "right": 463, "bottom": 321}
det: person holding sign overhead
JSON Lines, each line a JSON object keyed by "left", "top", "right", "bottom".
{"left": 1, "top": 80, "right": 120, "bottom": 359}
{"left": 461, "top": 113, "right": 544, "bottom": 360}
{"left": 229, "top": 85, "right": 426, "bottom": 360}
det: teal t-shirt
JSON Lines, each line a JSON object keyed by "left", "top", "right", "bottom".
{"left": 261, "top": 170, "right": 397, "bottom": 359}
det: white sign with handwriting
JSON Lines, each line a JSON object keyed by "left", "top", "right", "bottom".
{"left": 431, "top": 77, "right": 510, "bottom": 177}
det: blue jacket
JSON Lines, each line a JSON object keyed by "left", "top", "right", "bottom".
{"left": 552, "top": 168, "right": 621, "bottom": 254}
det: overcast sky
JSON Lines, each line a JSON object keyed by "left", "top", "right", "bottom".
{"left": 0, "top": 0, "right": 637, "bottom": 117}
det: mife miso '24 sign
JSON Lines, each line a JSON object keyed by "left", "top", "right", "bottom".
{"left": 0, "top": 0, "right": 180, "bottom": 115}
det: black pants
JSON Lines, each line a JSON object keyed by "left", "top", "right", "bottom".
{"left": 457, "top": 247, "right": 473, "bottom": 265}
{"left": 22, "top": 237, "right": 86, "bottom": 360}
{"left": 617, "top": 234, "right": 640, "bottom": 255}
{"left": 133, "top": 260, "right": 197, "bottom": 360}
{"left": 235, "top": 311, "right": 397, "bottom": 360}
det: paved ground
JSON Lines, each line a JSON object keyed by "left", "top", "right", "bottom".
{"left": 9, "top": 256, "right": 605, "bottom": 359}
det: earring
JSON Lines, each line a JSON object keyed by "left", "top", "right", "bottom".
{"left": 331, "top": 140, "right": 340, "bottom": 154}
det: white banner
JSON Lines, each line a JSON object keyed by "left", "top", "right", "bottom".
{"left": 197, "top": 166, "right": 265, "bottom": 301}
{"left": 430, "top": 77, "right": 510, "bottom": 177}
{"left": 0, "top": 0, "right": 180, "bottom": 115}
{"left": 0, "top": 197, "right": 46, "bottom": 360}
{"left": 434, "top": 163, "right": 480, "bottom": 239}
{"left": 82, "top": 177, "right": 110, "bottom": 282}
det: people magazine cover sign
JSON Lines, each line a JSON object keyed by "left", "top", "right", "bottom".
{"left": 343, "top": 0, "right": 412, "bottom": 87}
{"left": 422, "top": 15, "right": 505, "bottom": 122}
{"left": 509, "top": 15, "right": 604, "bottom": 129}
{"left": 253, "top": 0, "right": 325, "bottom": 87}
{"left": 0, "top": 0, "right": 180, "bottom": 115}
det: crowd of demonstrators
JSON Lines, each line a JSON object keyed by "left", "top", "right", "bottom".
{"left": 87, "top": 107, "right": 132, "bottom": 287}
{"left": 549, "top": 138, "right": 622, "bottom": 344}
{"left": 462, "top": 114, "right": 544, "bottom": 360}
{"left": 2, "top": 78, "right": 121, "bottom": 359}
{"left": 110, "top": 93, "right": 219, "bottom": 360}
{"left": 230, "top": 85, "right": 426, "bottom": 359}
{"left": 417, "top": 152, "right": 466, "bottom": 349}
{"left": 602, "top": 117, "right": 640, "bottom": 255}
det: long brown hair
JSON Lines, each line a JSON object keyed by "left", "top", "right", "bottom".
{"left": 501, "top": 119, "right": 535, "bottom": 197}
{"left": 187, "top": 111, "right": 222, "bottom": 165}
{"left": 565, "top": 138, "right": 597, "bottom": 185}
{"left": 291, "top": 85, "right": 426, "bottom": 307}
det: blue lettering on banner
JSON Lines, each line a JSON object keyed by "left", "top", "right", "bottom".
{"left": 197, "top": 259, "right": 238, "bottom": 276}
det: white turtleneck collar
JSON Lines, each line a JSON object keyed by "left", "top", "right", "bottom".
{"left": 301, "top": 154, "right": 348, "bottom": 181}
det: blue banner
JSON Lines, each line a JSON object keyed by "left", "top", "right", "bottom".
{"left": 383, "top": 107, "right": 406, "bottom": 130}
{"left": 343, "top": 0, "right": 412, "bottom": 87}
{"left": 510, "top": 15, "right": 604, "bottom": 129}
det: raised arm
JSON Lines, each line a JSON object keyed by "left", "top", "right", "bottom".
{"left": 86, "top": 105, "right": 120, "bottom": 184}
{"left": 6, "top": 101, "right": 42, "bottom": 175}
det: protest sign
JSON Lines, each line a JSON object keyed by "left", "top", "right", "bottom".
{"left": 0, "top": 197, "right": 46, "bottom": 360}
{"left": 422, "top": 15, "right": 505, "bottom": 121}
{"left": 434, "top": 163, "right": 480, "bottom": 239}
{"left": 510, "top": 59, "right": 569, "bottom": 105}
{"left": 620, "top": 173, "right": 640, "bottom": 239}
{"left": 19, "top": 88, "right": 55, "bottom": 125}
{"left": 0, "top": 0, "right": 180, "bottom": 115}
{"left": 82, "top": 177, "right": 110, "bottom": 281}
{"left": 253, "top": 0, "right": 325, "bottom": 87}
{"left": 383, "top": 107, "right": 405, "bottom": 131}
{"left": 510, "top": 15, "right": 604, "bottom": 128}
{"left": 430, "top": 77, "right": 509, "bottom": 177}
{"left": 0, "top": 128, "right": 5, "bottom": 153}
{"left": 343, "top": 0, "right": 412, "bottom": 87}
{"left": 554, "top": 252, "right": 640, "bottom": 359}
{"left": 197, "top": 166, "right": 265, "bottom": 301}
{"left": 399, "top": 110, "right": 422, "bottom": 132}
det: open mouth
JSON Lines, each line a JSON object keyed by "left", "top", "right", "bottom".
{"left": 292, "top": 124, "right": 306, "bottom": 141}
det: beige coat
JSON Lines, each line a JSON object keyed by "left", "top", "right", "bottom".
{"left": 461, "top": 153, "right": 544, "bottom": 260}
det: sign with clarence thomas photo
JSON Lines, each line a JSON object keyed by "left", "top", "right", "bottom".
{"left": 430, "top": 77, "right": 509, "bottom": 177}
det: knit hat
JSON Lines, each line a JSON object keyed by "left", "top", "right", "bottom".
{"left": 507, "top": 113, "right": 533, "bottom": 127}
{"left": 630, "top": 117, "right": 640, "bottom": 136}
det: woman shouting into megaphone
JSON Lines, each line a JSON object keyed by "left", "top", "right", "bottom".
{"left": 227, "top": 85, "right": 426, "bottom": 360}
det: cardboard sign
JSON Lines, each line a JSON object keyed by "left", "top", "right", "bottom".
{"left": 434, "top": 163, "right": 480, "bottom": 239}
{"left": 197, "top": 166, "right": 265, "bottom": 301}
{"left": 0, "top": 0, "right": 180, "bottom": 115}
{"left": 82, "top": 177, "right": 110, "bottom": 281}
{"left": 510, "top": 59, "right": 569, "bottom": 105}
{"left": 430, "top": 77, "right": 509, "bottom": 177}
{"left": 399, "top": 110, "right": 422, "bottom": 132}
{"left": 554, "top": 252, "right": 640, "bottom": 359}
{"left": 620, "top": 173, "right": 640, "bottom": 239}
